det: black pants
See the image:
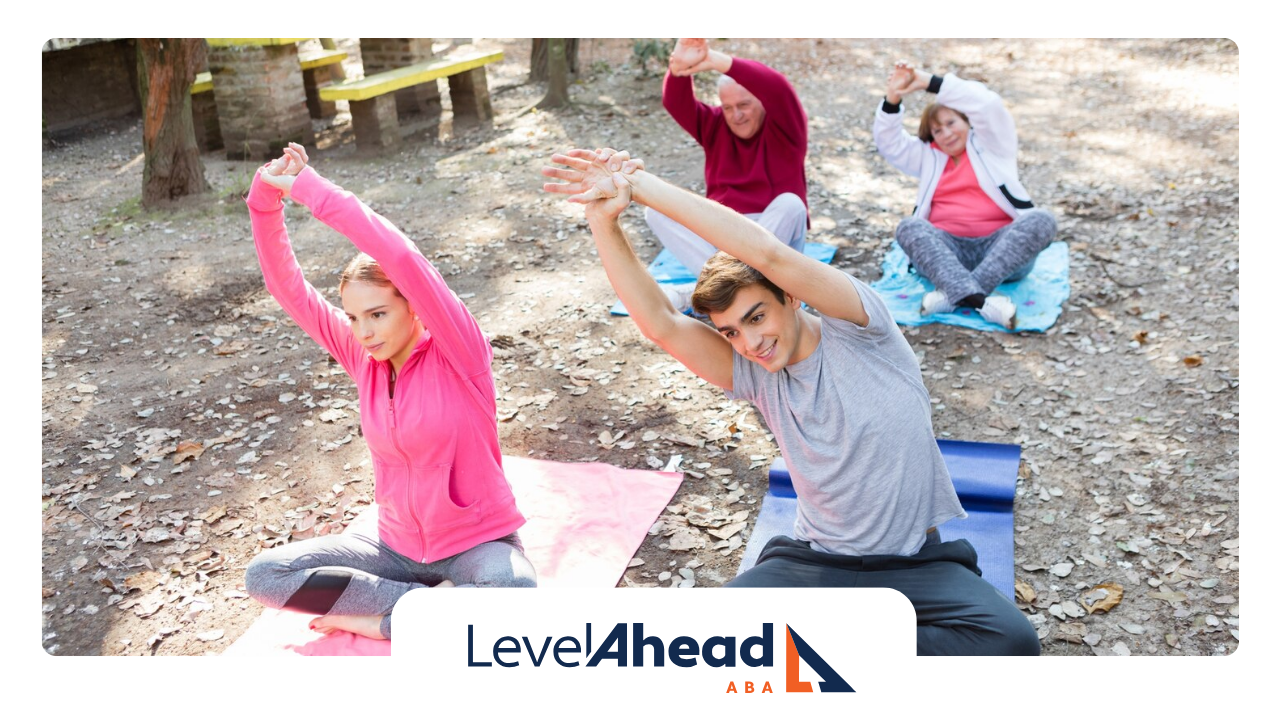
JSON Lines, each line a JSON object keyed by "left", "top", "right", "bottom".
{"left": 727, "top": 532, "right": 1040, "bottom": 656}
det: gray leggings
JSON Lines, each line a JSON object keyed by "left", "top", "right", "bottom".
{"left": 244, "top": 507, "right": 537, "bottom": 639}
{"left": 895, "top": 209, "right": 1057, "bottom": 305}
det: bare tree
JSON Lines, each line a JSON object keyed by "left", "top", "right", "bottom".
{"left": 530, "top": 39, "right": 579, "bottom": 82}
{"left": 535, "top": 39, "right": 573, "bottom": 109}
{"left": 136, "top": 38, "right": 209, "bottom": 207}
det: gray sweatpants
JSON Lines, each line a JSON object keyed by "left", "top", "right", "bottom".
{"left": 895, "top": 209, "right": 1057, "bottom": 305}
{"left": 645, "top": 192, "right": 808, "bottom": 275}
{"left": 244, "top": 506, "right": 536, "bottom": 639}
{"left": 726, "top": 530, "right": 1040, "bottom": 656}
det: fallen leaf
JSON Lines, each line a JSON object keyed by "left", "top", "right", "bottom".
{"left": 666, "top": 529, "right": 705, "bottom": 551}
{"left": 1132, "top": 330, "right": 1148, "bottom": 344}
{"left": 1014, "top": 581, "right": 1036, "bottom": 605}
{"left": 707, "top": 522, "right": 747, "bottom": 541}
{"left": 1050, "top": 562, "right": 1074, "bottom": 578}
{"left": 196, "top": 629, "right": 225, "bottom": 642}
{"left": 1082, "top": 582, "right": 1124, "bottom": 614}
{"left": 318, "top": 408, "right": 348, "bottom": 423}
{"left": 1182, "top": 355, "right": 1203, "bottom": 368}
{"left": 172, "top": 440, "right": 204, "bottom": 464}
{"left": 1148, "top": 590, "right": 1187, "bottom": 605}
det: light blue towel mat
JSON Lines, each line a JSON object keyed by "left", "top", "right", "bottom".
{"left": 869, "top": 241, "right": 1070, "bottom": 333}
{"left": 609, "top": 243, "right": 839, "bottom": 316}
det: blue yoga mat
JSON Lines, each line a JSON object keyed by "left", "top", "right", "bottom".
{"left": 869, "top": 241, "right": 1070, "bottom": 333}
{"left": 737, "top": 439, "right": 1022, "bottom": 600}
{"left": 610, "top": 243, "right": 839, "bottom": 316}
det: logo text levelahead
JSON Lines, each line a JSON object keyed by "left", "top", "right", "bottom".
{"left": 468, "top": 622, "right": 773, "bottom": 668}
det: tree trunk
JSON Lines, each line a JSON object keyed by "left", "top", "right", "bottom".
{"left": 530, "top": 38, "right": 578, "bottom": 82}
{"left": 536, "top": 39, "right": 572, "bottom": 109}
{"left": 137, "top": 39, "right": 210, "bottom": 207}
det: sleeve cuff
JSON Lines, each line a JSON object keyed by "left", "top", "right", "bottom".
{"left": 288, "top": 166, "right": 326, "bottom": 208}
{"left": 881, "top": 98, "right": 901, "bottom": 113}
{"left": 927, "top": 74, "right": 943, "bottom": 94}
{"left": 245, "top": 168, "right": 284, "bottom": 212}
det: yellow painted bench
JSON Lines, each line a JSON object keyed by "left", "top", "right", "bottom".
{"left": 192, "top": 71, "right": 213, "bottom": 94}
{"left": 298, "top": 49, "right": 348, "bottom": 119}
{"left": 320, "top": 49, "right": 503, "bottom": 150}
{"left": 299, "top": 48, "right": 346, "bottom": 71}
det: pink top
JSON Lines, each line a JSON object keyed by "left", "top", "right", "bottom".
{"left": 247, "top": 168, "right": 525, "bottom": 563}
{"left": 662, "top": 58, "right": 809, "bottom": 223}
{"left": 927, "top": 150, "right": 1013, "bottom": 238}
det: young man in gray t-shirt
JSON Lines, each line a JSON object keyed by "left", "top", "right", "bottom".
{"left": 544, "top": 147, "right": 1037, "bottom": 656}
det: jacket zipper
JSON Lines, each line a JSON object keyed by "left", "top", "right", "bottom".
{"left": 966, "top": 139, "right": 1024, "bottom": 217}
{"left": 385, "top": 357, "right": 429, "bottom": 562}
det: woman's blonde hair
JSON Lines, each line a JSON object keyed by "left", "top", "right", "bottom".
{"left": 339, "top": 253, "right": 402, "bottom": 297}
{"left": 916, "top": 103, "right": 970, "bottom": 142}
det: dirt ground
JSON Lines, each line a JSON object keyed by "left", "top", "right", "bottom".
{"left": 40, "top": 38, "right": 1238, "bottom": 656}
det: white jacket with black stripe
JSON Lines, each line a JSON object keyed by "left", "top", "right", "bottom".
{"left": 874, "top": 73, "right": 1036, "bottom": 221}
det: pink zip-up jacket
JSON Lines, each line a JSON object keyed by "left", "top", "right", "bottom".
{"left": 247, "top": 167, "right": 525, "bottom": 563}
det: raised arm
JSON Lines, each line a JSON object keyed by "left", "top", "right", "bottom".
{"left": 626, "top": 166, "right": 868, "bottom": 326}
{"left": 546, "top": 148, "right": 867, "bottom": 328}
{"left": 247, "top": 167, "right": 365, "bottom": 375}
{"left": 931, "top": 73, "right": 1018, "bottom": 158}
{"left": 661, "top": 39, "right": 736, "bottom": 142}
{"left": 723, "top": 57, "right": 807, "bottom": 147}
{"left": 265, "top": 145, "right": 491, "bottom": 380}
{"left": 874, "top": 62, "right": 931, "bottom": 177}
{"left": 541, "top": 153, "right": 735, "bottom": 389}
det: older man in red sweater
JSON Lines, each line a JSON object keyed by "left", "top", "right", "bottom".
{"left": 648, "top": 38, "right": 809, "bottom": 311}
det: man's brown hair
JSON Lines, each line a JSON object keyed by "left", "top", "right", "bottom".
{"left": 691, "top": 252, "right": 786, "bottom": 316}
{"left": 916, "top": 103, "right": 970, "bottom": 142}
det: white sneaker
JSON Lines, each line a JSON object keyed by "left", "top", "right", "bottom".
{"left": 979, "top": 295, "right": 1017, "bottom": 329}
{"left": 662, "top": 283, "right": 696, "bottom": 314}
{"left": 921, "top": 290, "right": 955, "bottom": 315}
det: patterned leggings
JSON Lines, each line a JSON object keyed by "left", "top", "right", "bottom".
{"left": 895, "top": 209, "right": 1057, "bottom": 304}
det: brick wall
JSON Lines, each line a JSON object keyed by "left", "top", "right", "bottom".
{"left": 42, "top": 39, "right": 141, "bottom": 135}
{"left": 207, "top": 44, "right": 313, "bottom": 160}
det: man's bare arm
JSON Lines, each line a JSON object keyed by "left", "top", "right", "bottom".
{"left": 542, "top": 154, "right": 735, "bottom": 388}
{"left": 623, "top": 168, "right": 869, "bottom": 327}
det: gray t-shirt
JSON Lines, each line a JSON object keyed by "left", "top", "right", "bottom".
{"left": 727, "top": 274, "right": 965, "bottom": 556}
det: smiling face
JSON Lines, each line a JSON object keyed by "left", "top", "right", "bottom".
{"left": 340, "top": 280, "right": 421, "bottom": 371}
{"left": 929, "top": 106, "right": 970, "bottom": 158}
{"left": 708, "top": 284, "right": 804, "bottom": 373}
{"left": 718, "top": 79, "right": 765, "bottom": 140}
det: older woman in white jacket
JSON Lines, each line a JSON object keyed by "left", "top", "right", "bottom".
{"left": 874, "top": 63, "right": 1056, "bottom": 329}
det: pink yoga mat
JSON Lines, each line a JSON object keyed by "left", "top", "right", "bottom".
{"left": 224, "top": 456, "right": 683, "bottom": 656}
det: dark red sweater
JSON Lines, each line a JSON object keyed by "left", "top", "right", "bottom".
{"left": 662, "top": 57, "right": 809, "bottom": 223}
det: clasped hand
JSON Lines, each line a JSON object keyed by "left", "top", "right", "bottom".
{"left": 885, "top": 61, "right": 929, "bottom": 104}
{"left": 667, "top": 38, "right": 714, "bottom": 77}
{"left": 541, "top": 148, "right": 645, "bottom": 219}
{"left": 257, "top": 142, "right": 311, "bottom": 197}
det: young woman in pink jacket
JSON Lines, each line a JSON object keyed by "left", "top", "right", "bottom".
{"left": 243, "top": 144, "right": 534, "bottom": 640}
